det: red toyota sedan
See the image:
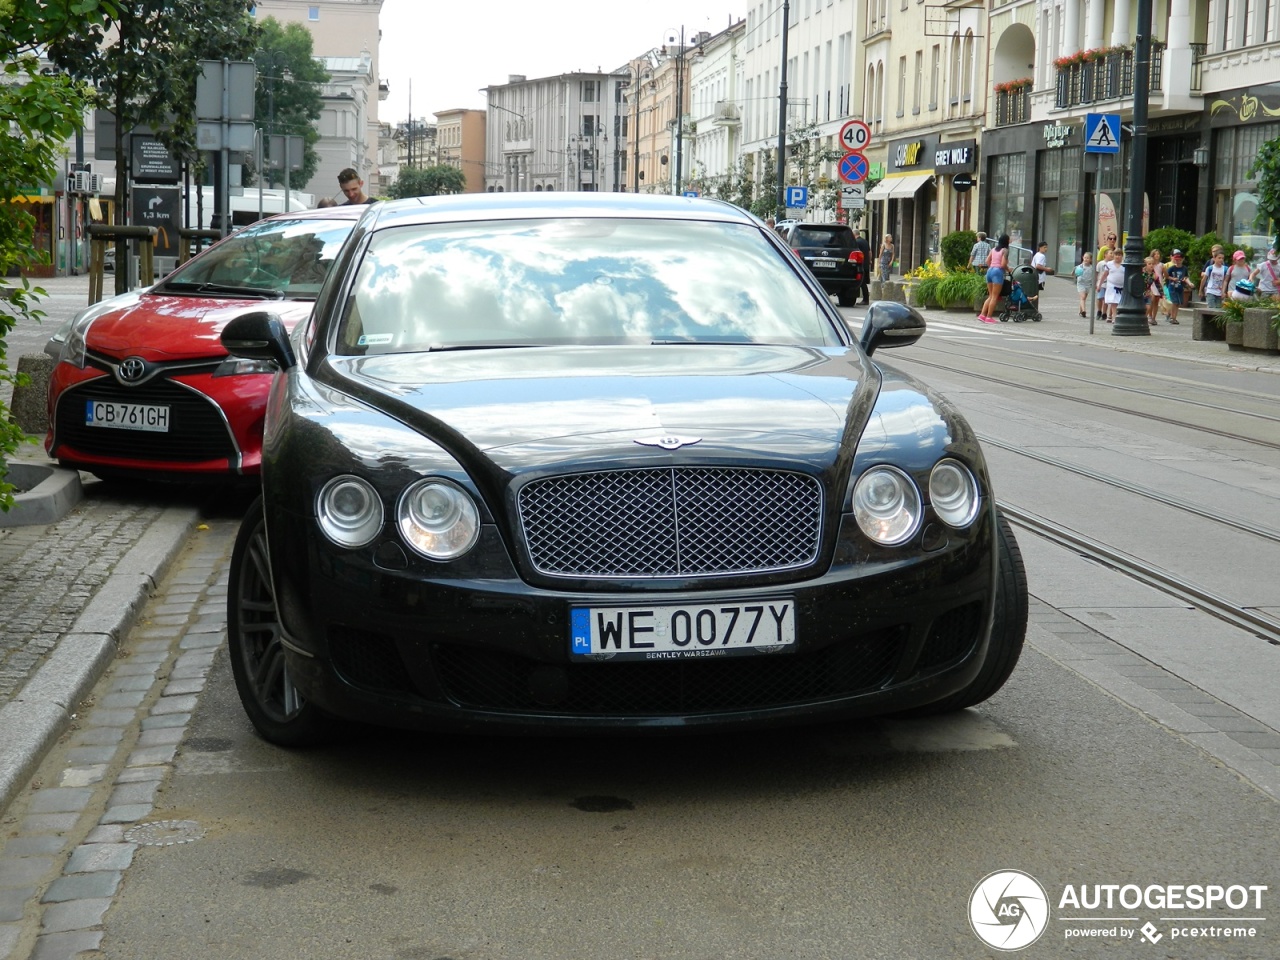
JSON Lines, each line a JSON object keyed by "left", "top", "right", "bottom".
{"left": 45, "top": 206, "right": 364, "bottom": 481}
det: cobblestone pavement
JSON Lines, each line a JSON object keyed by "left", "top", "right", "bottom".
{"left": 0, "top": 516, "right": 236, "bottom": 960}
{"left": 0, "top": 499, "right": 166, "bottom": 703}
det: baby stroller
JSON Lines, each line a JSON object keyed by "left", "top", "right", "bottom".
{"left": 998, "top": 264, "right": 1043, "bottom": 322}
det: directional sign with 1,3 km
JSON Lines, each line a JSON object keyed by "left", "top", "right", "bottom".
{"left": 839, "top": 151, "right": 869, "bottom": 184}
{"left": 1084, "top": 113, "right": 1121, "bottom": 154}
{"left": 839, "top": 119, "right": 872, "bottom": 154}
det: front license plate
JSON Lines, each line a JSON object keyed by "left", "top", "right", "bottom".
{"left": 812, "top": 258, "right": 840, "bottom": 269}
{"left": 569, "top": 600, "right": 796, "bottom": 661}
{"left": 84, "top": 400, "right": 170, "bottom": 433}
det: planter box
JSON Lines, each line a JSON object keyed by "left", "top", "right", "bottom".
{"left": 1242, "top": 307, "right": 1280, "bottom": 353}
{"left": 872, "top": 280, "right": 907, "bottom": 303}
{"left": 1191, "top": 307, "right": 1225, "bottom": 341}
{"left": 1224, "top": 321, "right": 1244, "bottom": 348}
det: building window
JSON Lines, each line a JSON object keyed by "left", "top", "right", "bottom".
{"left": 1214, "top": 122, "right": 1280, "bottom": 246}
{"left": 897, "top": 56, "right": 906, "bottom": 117}
{"left": 913, "top": 50, "right": 923, "bottom": 114}
{"left": 929, "top": 45, "right": 940, "bottom": 110}
{"left": 308, "top": 6, "right": 319, "bottom": 20}
{"left": 581, "top": 80, "right": 599, "bottom": 102}
{"left": 987, "top": 153, "right": 1028, "bottom": 251}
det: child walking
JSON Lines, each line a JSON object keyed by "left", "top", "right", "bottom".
{"left": 1074, "top": 252, "right": 1095, "bottom": 318}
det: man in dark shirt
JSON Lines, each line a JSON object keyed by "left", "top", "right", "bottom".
{"left": 852, "top": 229, "right": 872, "bottom": 305}
{"left": 338, "top": 167, "right": 377, "bottom": 205}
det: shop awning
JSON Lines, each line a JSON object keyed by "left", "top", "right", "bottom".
{"left": 886, "top": 174, "right": 933, "bottom": 199}
{"left": 865, "top": 180, "right": 894, "bottom": 201}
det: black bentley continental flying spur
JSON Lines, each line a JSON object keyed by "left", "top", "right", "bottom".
{"left": 220, "top": 193, "right": 1028, "bottom": 745}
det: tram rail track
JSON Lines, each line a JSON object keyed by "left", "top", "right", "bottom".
{"left": 898, "top": 353, "right": 1280, "bottom": 451}
{"left": 980, "top": 435, "right": 1280, "bottom": 546}
{"left": 1000, "top": 503, "right": 1280, "bottom": 647}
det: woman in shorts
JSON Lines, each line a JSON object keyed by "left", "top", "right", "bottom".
{"left": 978, "top": 234, "right": 1010, "bottom": 324}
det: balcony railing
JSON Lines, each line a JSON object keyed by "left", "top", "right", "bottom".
{"left": 994, "top": 88, "right": 1031, "bottom": 126}
{"left": 1053, "top": 43, "right": 1165, "bottom": 109}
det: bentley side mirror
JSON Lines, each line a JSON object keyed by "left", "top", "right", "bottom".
{"left": 859, "top": 301, "right": 926, "bottom": 356}
{"left": 221, "top": 311, "right": 296, "bottom": 370}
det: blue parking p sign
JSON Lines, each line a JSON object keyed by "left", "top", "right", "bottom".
{"left": 786, "top": 186, "right": 808, "bottom": 208}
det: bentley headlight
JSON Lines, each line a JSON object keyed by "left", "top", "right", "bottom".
{"left": 397, "top": 479, "right": 480, "bottom": 560}
{"left": 929, "top": 459, "right": 980, "bottom": 528}
{"left": 852, "top": 466, "right": 922, "bottom": 545}
{"left": 317, "top": 476, "right": 383, "bottom": 547}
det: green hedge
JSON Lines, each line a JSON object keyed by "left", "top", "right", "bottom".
{"left": 940, "top": 230, "right": 977, "bottom": 270}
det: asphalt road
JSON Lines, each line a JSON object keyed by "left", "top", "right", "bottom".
{"left": 92, "top": 614, "right": 1280, "bottom": 960}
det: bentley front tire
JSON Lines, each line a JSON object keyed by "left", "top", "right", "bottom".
{"left": 227, "top": 496, "right": 334, "bottom": 747}
{"left": 908, "top": 510, "right": 1029, "bottom": 715}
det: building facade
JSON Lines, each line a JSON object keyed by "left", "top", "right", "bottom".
{"left": 434, "top": 108, "right": 487, "bottom": 193}
{"left": 483, "top": 70, "right": 630, "bottom": 194}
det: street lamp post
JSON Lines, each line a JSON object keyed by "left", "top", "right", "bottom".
{"left": 775, "top": 0, "right": 791, "bottom": 222}
{"left": 1113, "top": 0, "right": 1153, "bottom": 337}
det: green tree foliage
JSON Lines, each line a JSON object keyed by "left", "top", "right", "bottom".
{"left": 389, "top": 166, "right": 467, "bottom": 198}
{"left": 1, "top": 0, "right": 119, "bottom": 509}
{"left": 251, "top": 18, "right": 328, "bottom": 191}
{"left": 1248, "top": 137, "right": 1280, "bottom": 250}
{"left": 940, "top": 230, "right": 977, "bottom": 270}
{"left": 1144, "top": 227, "right": 1194, "bottom": 260}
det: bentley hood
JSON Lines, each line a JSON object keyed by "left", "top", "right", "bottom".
{"left": 322, "top": 344, "right": 879, "bottom": 469}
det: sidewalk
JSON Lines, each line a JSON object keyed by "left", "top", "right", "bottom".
{"left": 2, "top": 267, "right": 1278, "bottom": 816}
{"left": 911, "top": 273, "right": 1280, "bottom": 375}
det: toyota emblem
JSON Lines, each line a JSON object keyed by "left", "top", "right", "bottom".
{"left": 118, "top": 357, "right": 148, "bottom": 383}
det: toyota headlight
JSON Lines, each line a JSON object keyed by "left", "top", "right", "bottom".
{"left": 212, "top": 357, "right": 277, "bottom": 377}
{"left": 317, "top": 476, "right": 384, "bottom": 547}
{"left": 929, "top": 459, "right": 980, "bottom": 528}
{"left": 397, "top": 479, "right": 480, "bottom": 560}
{"left": 852, "top": 466, "right": 922, "bottom": 545}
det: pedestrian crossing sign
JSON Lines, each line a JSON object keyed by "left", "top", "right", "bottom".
{"left": 1085, "top": 113, "right": 1121, "bottom": 154}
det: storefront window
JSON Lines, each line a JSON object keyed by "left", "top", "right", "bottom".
{"left": 987, "top": 153, "right": 1027, "bottom": 254}
{"left": 1213, "top": 122, "right": 1280, "bottom": 249}
{"left": 1038, "top": 146, "right": 1081, "bottom": 271}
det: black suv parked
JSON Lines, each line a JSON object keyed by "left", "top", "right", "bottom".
{"left": 781, "top": 223, "right": 864, "bottom": 306}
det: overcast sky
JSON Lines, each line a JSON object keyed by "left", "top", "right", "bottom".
{"left": 378, "top": 0, "right": 746, "bottom": 121}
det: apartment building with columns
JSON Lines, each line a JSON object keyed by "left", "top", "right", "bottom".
{"left": 983, "top": 0, "right": 1280, "bottom": 272}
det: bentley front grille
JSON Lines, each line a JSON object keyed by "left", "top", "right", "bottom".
{"left": 518, "top": 467, "right": 823, "bottom": 578}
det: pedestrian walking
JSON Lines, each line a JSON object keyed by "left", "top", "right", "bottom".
{"left": 1074, "top": 252, "right": 1095, "bottom": 318}
{"left": 1099, "top": 247, "right": 1126, "bottom": 323}
{"left": 1251, "top": 248, "right": 1280, "bottom": 298}
{"left": 1031, "top": 241, "right": 1054, "bottom": 295}
{"left": 978, "top": 234, "right": 1010, "bottom": 324}
{"left": 852, "top": 229, "right": 872, "bottom": 304}
{"left": 337, "top": 167, "right": 377, "bottom": 205}
{"left": 1163, "top": 249, "right": 1191, "bottom": 323}
{"left": 878, "top": 234, "right": 895, "bottom": 282}
{"left": 969, "top": 231, "right": 992, "bottom": 270}
{"left": 1227, "top": 250, "right": 1253, "bottom": 301}
{"left": 1199, "top": 250, "right": 1229, "bottom": 308}
{"left": 1144, "top": 255, "right": 1161, "bottom": 325}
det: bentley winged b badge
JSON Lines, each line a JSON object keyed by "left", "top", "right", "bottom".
{"left": 633, "top": 435, "right": 702, "bottom": 450}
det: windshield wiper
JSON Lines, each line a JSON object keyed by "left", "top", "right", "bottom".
{"left": 160, "top": 280, "right": 284, "bottom": 299}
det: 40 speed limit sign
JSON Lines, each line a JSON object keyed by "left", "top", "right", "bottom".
{"left": 839, "top": 119, "right": 872, "bottom": 153}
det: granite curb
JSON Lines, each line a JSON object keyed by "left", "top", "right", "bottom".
{"left": 0, "top": 506, "right": 200, "bottom": 815}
